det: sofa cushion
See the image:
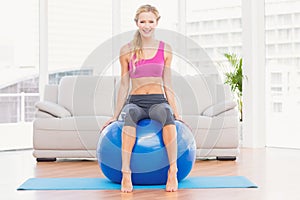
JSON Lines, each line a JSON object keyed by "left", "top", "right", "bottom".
{"left": 182, "top": 115, "right": 238, "bottom": 130}
{"left": 58, "top": 76, "right": 115, "bottom": 116}
{"left": 33, "top": 131, "right": 100, "bottom": 150}
{"left": 194, "top": 127, "right": 239, "bottom": 149}
{"left": 34, "top": 116, "right": 110, "bottom": 131}
{"left": 35, "top": 101, "right": 72, "bottom": 118}
{"left": 172, "top": 75, "right": 218, "bottom": 115}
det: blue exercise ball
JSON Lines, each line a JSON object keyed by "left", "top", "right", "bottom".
{"left": 97, "top": 119, "right": 196, "bottom": 185}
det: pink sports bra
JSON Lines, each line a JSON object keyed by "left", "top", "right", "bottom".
{"left": 128, "top": 41, "right": 165, "bottom": 78}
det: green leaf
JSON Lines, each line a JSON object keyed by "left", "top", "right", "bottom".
{"left": 219, "top": 52, "right": 244, "bottom": 121}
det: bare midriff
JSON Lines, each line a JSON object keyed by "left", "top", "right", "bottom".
{"left": 130, "top": 77, "right": 164, "bottom": 95}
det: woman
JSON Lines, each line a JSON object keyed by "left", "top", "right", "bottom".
{"left": 101, "top": 4, "right": 180, "bottom": 193}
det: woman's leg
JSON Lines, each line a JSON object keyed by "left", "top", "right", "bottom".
{"left": 121, "top": 104, "right": 147, "bottom": 192}
{"left": 121, "top": 125, "right": 136, "bottom": 193}
{"left": 149, "top": 103, "right": 178, "bottom": 192}
{"left": 163, "top": 124, "right": 178, "bottom": 192}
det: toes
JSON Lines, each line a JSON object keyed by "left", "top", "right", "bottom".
{"left": 121, "top": 187, "right": 133, "bottom": 193}
{"left": 121, "top": 180, "right": 133, "bottom": 193}
{"left": 166, "top": 184, "right": 178, "bottom": 192}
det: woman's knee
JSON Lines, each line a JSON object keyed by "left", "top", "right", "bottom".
{"left": 149, "top": 103, "right": 175, "bottom": 126}
{"left": 122, "top": 105, "right": 145, "bottom": 127}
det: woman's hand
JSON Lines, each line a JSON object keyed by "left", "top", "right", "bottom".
{"left": 173, "top": 114, "right": 181, "bottom": 121}
{"left": 174, "top": 115, "right": 192, "bottom": 131}
{"left": 100, "top": 117, "right": 117, "bottom": 133}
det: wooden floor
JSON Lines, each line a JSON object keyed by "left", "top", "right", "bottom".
{"left": 1, "top": 147, "right": 300, "bottom": 200}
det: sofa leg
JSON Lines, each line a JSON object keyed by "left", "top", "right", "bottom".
{"left": 216, "top": 156, "right": 236, "bottom": 161}
{"left": 36, "top": 158, "right": 57, "bottom": 162}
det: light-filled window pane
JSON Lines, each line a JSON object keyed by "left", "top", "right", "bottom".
{"left": 0, "top": 0, "right": 39, "bottom": 124}
{"left": 265, "top": 0, "right": 300, "bottom": 148}
{"left": 0, "top": 0, "right": 39, "bottom": 150}
{"left": 48, "top": 0, "right": 112, "bottom": 78}
{"left": 186, "top": 0, "right": 242, "bottom": 74}
{"left": 271, "top": 72, "right": 282, "bottom": 84}
{"left": 273, "top": 102, "right": 283, "bottom": 112}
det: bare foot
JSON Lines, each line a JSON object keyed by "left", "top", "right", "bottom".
{"left": 166, "top": 170, "right": 178, "bottom": 192}
{"left": 121, "top": 172, "right": 133, "bottom": 193}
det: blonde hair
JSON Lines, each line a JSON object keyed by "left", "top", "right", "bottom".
{"left": 131, "top": 5, "right": 160, "bottom": 71}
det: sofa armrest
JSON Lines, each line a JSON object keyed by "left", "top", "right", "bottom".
{"left": 214, "top": 108, "right": 238, "bottom": 117}
{"left": 35, "top": 110, "right": 56, "bottom": 118}
{"left": 35, "top": 101, "right": 71, "bottom": 118}
{"left": 202, "top": 100, "right": 237, "bottom": 117}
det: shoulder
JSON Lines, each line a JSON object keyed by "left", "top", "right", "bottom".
{"left": 162, "top": 41, "right": 172, "bottom": 55}
{"left": 119, "top": 42, "right": 133, "bottom": 64}
{"left": 120, "top": 42, "right": 133, "bottom": 57}
{"left": 162, "top": 41, "right": 172, "bottom": 61}
{"left": 163, "top": 42, "right": 172, "bottom": 52}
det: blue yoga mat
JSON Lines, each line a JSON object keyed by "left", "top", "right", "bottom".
{"left": 17, "top": 176, "right": 257, "bottom": 190}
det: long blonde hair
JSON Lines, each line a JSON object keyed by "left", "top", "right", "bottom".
{"left": 131, "top": 5, "right": 160, "bottom": 70}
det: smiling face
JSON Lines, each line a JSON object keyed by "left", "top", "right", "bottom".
{"left": 136, "top": 11, "right": 158, "bottom": 38}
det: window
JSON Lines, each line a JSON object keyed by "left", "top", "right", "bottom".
{"left": 277, "top": 43, "right": 292, "bottom": 55}
{"left": 0, "top": 0, "right": 39, "bottom": 124}
{"left": 216, "top": 19, "right": 228, "bottom": 29}
{"left": 271, "top": 72, "right": 282, "bottom": 84}
{"left": 231, "top": 32, "right": 242, "bottom": 42}
{"left": 186, "top": 0, "right": 242, "bottom": 68}
{"left": 229, "top": 46, "right": 242, "bottom": 55}
{"left": 190, "top": 35, "right": 199, "bottom": 44}
{"left": 48, "top": 0, "right": 112, "bottom": 76}
{"left": 202, "top": 21, "right": 214, "bottom": 30}
{"left": 200, "top": 35, "right": 215, "bottom": 45}
{"left": 278, "top": 29, "right": 292, "bottom": 41}
{"left": 0, "top": 78, "right": 39, "bottom": 123}
{"left": 188, "top": 22, "right": 200, "bottom": 33}
{"left": 217, "top": 47, "right": 229, "bottom": 55}
{"left": 273, "top": 102, "right": 283, "bottom": 112}
{"left": 0, "top": 0, "right": 39, "bottom": 150}
{"left": 271, "top": 87, "right": 282, "bottom": 92}
{"left": 231, "top": 18, "right": 241, "bottom": 29}
{"left": 48, "top": 69, "right": 92, "bottom": 85}
{"left": 267, "top": 44, "right": 276, "bottom": 56}
{"left": 266, "top": 15, "right": 277, "bottom": 27}
{"left": 265, "top": 0, "right": 300, "bottom": 148}
{"left": 296, "top": 59, "right": 300, "bottom": 66}
{"left": 295, "top": 13, "right": 300, "bottom": 23}
{"left": 295, "top": 28, "right": 300, "bottom": 40}
{"left": 295, "top": 43, "right": 300, "bottom": 52}
{"left": 278, "top": 14, "right": 292, "bottom": 26}
{"left": 266, "top": 30, "right": 276, "bottom": 42}
{"left": 216, "top": 33, "right": 229, "bottom": 43}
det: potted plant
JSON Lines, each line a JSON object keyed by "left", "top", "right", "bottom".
{"left": 220, "top": 53, "right": 245, "bottom": 122}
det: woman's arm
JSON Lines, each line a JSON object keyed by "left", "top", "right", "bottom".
{"left": 163, "top": 43, "right": 180, "bottom": 120}
{"left": 112, "top": 45, "right": 131, "bottom": 120}
{"left": 100, "top": 45, "right": 130, "bottom": 131}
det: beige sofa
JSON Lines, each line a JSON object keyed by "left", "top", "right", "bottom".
{"left": 33, "top": 75, "right": 239, "bottom": 161}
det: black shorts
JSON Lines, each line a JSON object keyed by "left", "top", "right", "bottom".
{"left": 121, "top": 94, "right": 175, "bottom": 127}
